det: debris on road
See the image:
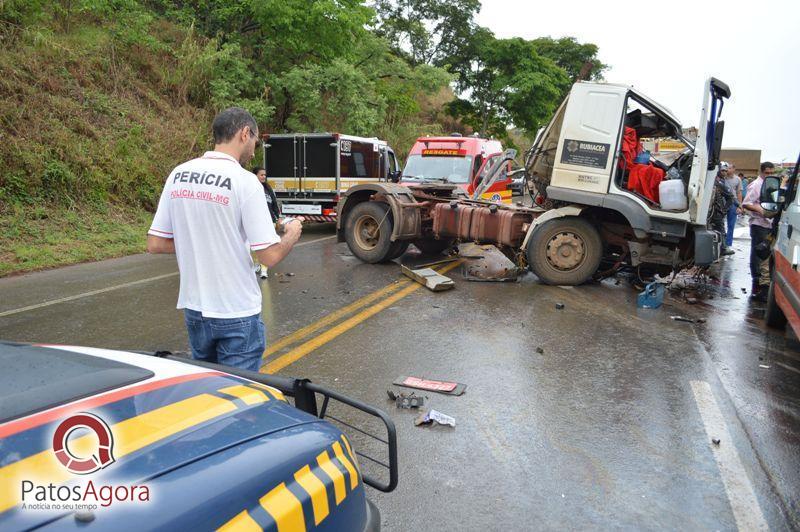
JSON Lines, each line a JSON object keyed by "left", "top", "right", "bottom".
{"left": 555, "top": 303, "right": 565, "bottom": 310}
{"left": 670, "top": 316, "right": 706, "bottom": 324}
{"left": 459, "top": 243, "right": 521, "bottom": 282}
{"left": 414, "top": 409, "right": 456, "bottom": 427}
{"left": 393, "top": 375, "right": 466, "bottom": 396}
{"left": 401, "top": 265, "right": 455, "bottom": 291}
{"left": 536, "top": 347, "right": 544, "bottom": 354}
{"left": 386, "top": 390, "right": 425, "bottom": 409}
{"left": 637, "top": 282, "right": 664, "bottom": 309}
{"left": 686, "top": 297, "right": 698, "bottom": 305}
{"left": 759, "top": 364, "right": 771, "bottom": 369}
{"left": 712, "top": 438, "right": 721, "bottom": 445}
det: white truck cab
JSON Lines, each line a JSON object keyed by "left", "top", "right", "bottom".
{"left": 526, "top": 77, "right": 730, "bottom": 276}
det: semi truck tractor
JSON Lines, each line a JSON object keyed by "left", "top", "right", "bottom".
{"left": 336, "top": 77, "right": 730, "bottom": 285}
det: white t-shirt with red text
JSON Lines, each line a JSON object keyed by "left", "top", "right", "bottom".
{"left": 148, "top": 151, "right": 280, "bottom": 318}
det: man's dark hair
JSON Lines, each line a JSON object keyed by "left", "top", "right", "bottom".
{"left": 761, "top": 161, "right": 775, "bottom": 172}
{"left": 252, "top": 166, "right": 264, "bottom": 174}
{"left": 738, "top": 172, "right": 744, "bottom": 177}
{"left": 212, "top": 107, "right": 257, "bottom": 145}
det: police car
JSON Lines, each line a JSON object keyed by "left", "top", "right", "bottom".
{"left": 0, "top": 342, "right": 396, "bottom": 531}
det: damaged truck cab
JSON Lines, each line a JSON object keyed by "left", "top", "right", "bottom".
{"left": 336, "top": 78, "right": 730, "bottom": 286}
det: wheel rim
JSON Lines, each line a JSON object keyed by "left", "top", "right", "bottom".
{"left": 354, "top": 214, "right": 380, "bottom": 250}
{"left": 545, "top": 231, "right": 586, "bottom": 271}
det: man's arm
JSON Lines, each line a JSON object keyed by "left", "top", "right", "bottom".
{"left": 147, "top": 234, "right": 176, "bottom": 254}
{"left": 254, "top": 220, "right": 302, "bottom": 267}
{"left": 742, "top": 180, "right": 764, "bottom": 216}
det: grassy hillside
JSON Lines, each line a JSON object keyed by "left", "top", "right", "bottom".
{"left": 0, "top": 15, "right": 213, "bottom": 275}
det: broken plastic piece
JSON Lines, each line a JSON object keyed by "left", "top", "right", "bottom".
{"left": 393, "top": 375, "right": 466, "bottom": 396}
{"left": 401, "top": 265, "right": 455, "bottom": 291}
{"left": 712, "top": 438, "right": 721, "bottom": 445}
{"left": 414, "top": 409, "right": 456, "bottom": 427}
{"left": 555, "top": 303, "right": 565, "bottom": 310}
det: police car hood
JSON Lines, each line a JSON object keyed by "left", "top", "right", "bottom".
{"left": 0, "top": 345, "right": 336, "bottom": 521}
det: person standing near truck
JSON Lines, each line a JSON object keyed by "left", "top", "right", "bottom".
{"left": 724, "top": 163, "right": 743, "bottom": 247}
{"left": 253, "top": 166, "right": 280, "bottom": 279}
{"left": 710, "top": 163, "right": 735, "bottom": 256}
{"left": 146, "top": 107, "right": 302, "bottom": 371}
{"left": 742, "top": 162, "right": 776, "bottom": 301}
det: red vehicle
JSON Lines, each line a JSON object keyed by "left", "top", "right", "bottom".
{"left": 401, "top": 135, "right": 513, "bottom": 203}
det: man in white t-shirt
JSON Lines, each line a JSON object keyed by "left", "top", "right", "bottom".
{"left": 146, "top": 107, "right": 302, "bottom": 371}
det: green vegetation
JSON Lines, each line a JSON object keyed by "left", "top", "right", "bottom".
{"left": 0, "top": 0, "right": 604, "bottom": 276}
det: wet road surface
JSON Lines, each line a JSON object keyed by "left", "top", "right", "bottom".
{"left": 1, "top": 223, "right": 799, "bottom": 530}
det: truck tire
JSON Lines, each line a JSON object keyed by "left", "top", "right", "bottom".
{"left": 764, "top": 281, "right": 787, "bottom": 329}
{"left": 344, "top": 202, "right": 395, "bottom": 263}
{"left": 413, "top": 238, "right": 454, "bottom": 256}
{"left": 527, "top": 217, "right": 602, "bottom": 285}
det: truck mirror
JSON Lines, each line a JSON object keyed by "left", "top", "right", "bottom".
{"left": 759, "top": 176, "right": 782, "bottom": 204}
{"left": 389, "top": 170, "right": 401, "bottom": 183}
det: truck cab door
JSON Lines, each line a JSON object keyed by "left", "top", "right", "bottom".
{"left": 469, "top": 153, "right": 501, "bottom": 196}
{"left": 686, "top": 78, "right": 731, "bottom": 223}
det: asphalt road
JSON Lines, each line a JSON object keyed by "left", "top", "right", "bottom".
{"left": 1, "top": 222, "right": 799, "bottom": 530}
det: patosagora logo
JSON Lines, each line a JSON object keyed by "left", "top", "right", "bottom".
{"left": 52, "top": 413, "right": 115, "bottom": 474}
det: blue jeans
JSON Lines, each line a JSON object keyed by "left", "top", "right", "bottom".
{"left": 725, "top": 204, "right": 738, "bottom": 247}
{"left": 184, "top": 309, "right": 265, "bottom": 372}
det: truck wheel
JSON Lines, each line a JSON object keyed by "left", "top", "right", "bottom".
{"left": 527, "top": 217, "right": 602, "bottom": 285}
{"left": 764, "top": 281, "right": 787, "bottom": 329}
{"left": 388, "top": 241, "right": 410, "bottom": 260}
{"left": 413, "top": 238, "right": 454, "bottom": 256}
{"left": 345, "top": 202, "right": 395, "bottom": 263}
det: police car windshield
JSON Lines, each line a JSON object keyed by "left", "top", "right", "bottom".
{"left": 403, "top": 154, "right": 473, "bottom": 184}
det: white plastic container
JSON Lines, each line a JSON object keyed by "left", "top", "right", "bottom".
{"left": 659, "top": 179, "right": 687, "bottom": 210}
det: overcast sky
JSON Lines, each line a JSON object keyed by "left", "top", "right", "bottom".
{"left": 477, "top": 0, "right": 799, "bottom": 164}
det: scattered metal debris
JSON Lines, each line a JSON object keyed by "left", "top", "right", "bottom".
{"left": 393, "top": 376, "right": 466, "bottom": 396}
{"left": 555, "top": 303, "right": 565, "bottom": 310}
{"left": 759, "top": 364, "right": 771, "bottom": 369}
{"left": 286, "top": 272, "right": 296, "bottom": 277}
{"left": 670, "top": 316, "right": 706, "bottom": 324}
{"left": 712, "top": 438, "right": 721, "bottom": 445}
{"left": 459, "top": 243, "right": 521, "bottom": 282}
{"left": 386, "top": 390, "right": 425, "bottom": 409}
{"left": 401, "top": 265, "right": 455, "bottom": 291}
{"left": 414, "top": 409, "right": 456, "bottom": 427}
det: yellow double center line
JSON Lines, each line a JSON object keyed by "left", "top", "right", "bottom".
{"left": 261, "top": 261, "right": 462, "bottom": 374}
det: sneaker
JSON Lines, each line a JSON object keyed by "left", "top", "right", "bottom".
{"left": 259, "top": 265, "right": 268, "bottom": 279}
{"left": 254, "top": 264, "right": 262, "bottom": 276}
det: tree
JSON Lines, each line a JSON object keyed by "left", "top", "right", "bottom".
{"left": 530, "top": 36, "right": 607, "bottom": 82}
{"left": 446, "top": 33, "right": 570, "bottom": 139}
{"left": 372, "top": 0, "right": 481, "bottom": 66}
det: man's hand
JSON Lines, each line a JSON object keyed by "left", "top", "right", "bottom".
{"left": 283, "top": 218, "right": 302, "bottom": 245}
{"left": 255, "top": 221, "right": 302, "bottom": 267}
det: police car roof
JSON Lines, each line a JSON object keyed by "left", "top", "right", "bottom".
{"left": 0, "top": 342, "right": 153, "bottom": 424}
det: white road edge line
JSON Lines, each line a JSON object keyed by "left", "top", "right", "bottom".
{"left": 0, "top": 234, "right": 337, "bottom": 318}
{"left": 689, "top": 380, "right": 768, "bottom": 531}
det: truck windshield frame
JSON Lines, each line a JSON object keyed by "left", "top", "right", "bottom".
{"left": 403, "top": 154, "right": 475, "bottom": 183}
